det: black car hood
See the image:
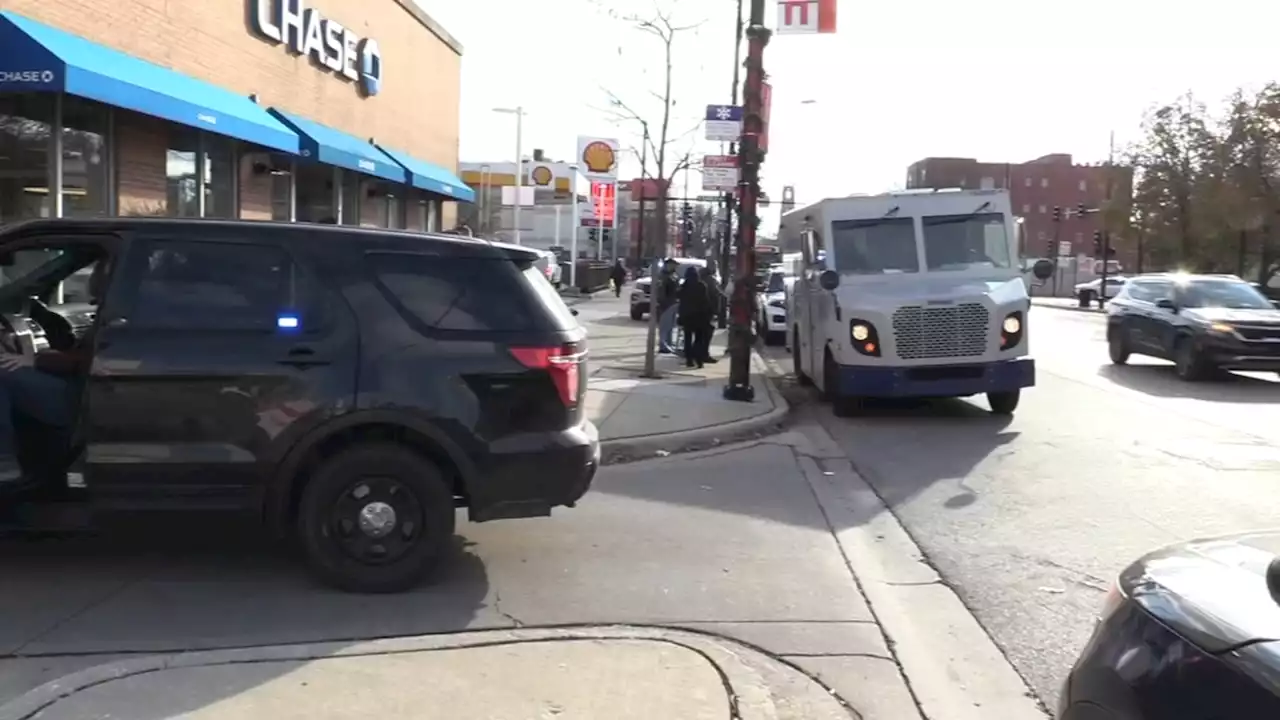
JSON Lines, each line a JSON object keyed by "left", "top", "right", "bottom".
{"left": 1121, "top": 532, "right": 1280, "bottom": 653}
{"left": 1184, "top": 307, "right": 1280, "bottom": 324}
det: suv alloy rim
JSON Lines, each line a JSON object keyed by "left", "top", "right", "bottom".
{"left": 327, "top": 476, "right": 425, "bottom": 565}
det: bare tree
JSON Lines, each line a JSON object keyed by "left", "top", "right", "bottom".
{"left": 596, "top": 6, "right": 705, "bottom": 258}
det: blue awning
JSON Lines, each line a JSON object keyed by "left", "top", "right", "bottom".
{"left": 375, "top": 145, "right": 475, "bottom": 203}
{"left": 0, "top": 11, "right": 298, "bottom": 154}
{"left": 269, "top": 110, "right": 404, "bottom": 183}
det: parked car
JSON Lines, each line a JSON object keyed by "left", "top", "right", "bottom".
{"left": 0, "top": 218, "right": 598, "bottom": 593}
{"left": 1106, "top": 272, "right": 1280, "bottom": 381}
{"left": 1061, "top": 532, "right": 1280, "bottom": 719}
{"left": 630, "top": 258, "right": 713, "bottom": 320}
{"left": 1076, "top": 276, "right": 1128, "bottom": 306}
{"left": 755, "top": 267, "right": 794, "bottom": 346}
{"left": 532, "top": 249, "right": 563, "bottom": 288}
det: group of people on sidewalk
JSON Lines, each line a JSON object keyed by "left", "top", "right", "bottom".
{"left": 652, "top": 259, "right": 721, "bottom": 369}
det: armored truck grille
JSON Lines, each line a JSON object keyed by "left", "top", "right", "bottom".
{"left": 892, "top": 303, "right": 989, "bottom": 360}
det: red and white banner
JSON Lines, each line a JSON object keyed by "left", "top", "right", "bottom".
{"left": 776, "top": 0, "right": 837, "bottom": 35}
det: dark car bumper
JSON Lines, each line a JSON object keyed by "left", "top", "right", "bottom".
{"left": 1061, "top": 598, "right": 1280, "bottom": 719}
{"left": 469, "top": 419, "right": 600, "bottom": 522}
{"left": 1199, "top": 334, "right": 1280, "bottom": 371}
{"left": 835, "top": 357, "right": 1034, "bottom": 398}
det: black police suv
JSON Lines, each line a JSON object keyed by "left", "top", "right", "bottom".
{"left": 1105, "top": 273, "right": 1280, "bottom": 381}
{"left": 0, "top": 218, "right": 598, "bottom": 593}
{"left": 1061, "top": 532, "right": 1280, "bottom": 719}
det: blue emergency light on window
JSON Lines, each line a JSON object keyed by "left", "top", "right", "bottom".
{"left": 277, "top": 314, "right": 300, "bottom": 330}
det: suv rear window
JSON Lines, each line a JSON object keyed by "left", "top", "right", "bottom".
{"left": 367, "top": 252, "right": 577, "bottom": 332}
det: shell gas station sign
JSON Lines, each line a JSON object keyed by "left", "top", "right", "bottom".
{"left": 458, "top": 161, "right": 574, "bottom": 194}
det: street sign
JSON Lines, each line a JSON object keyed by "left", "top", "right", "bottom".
{"left": 776, "top": 0, "right": 837, "bottom": 35}
{"left": 705, "top": 105, "right": 743, "bottom": 142}
{"left": 697, "top": 194, "right": 723, "bottom": 202}
{"left": 702, "top": 155, "right": 739, "bottom": 192}
{"left": 1058, "top": 241, "right": 1072, "bottom": 257}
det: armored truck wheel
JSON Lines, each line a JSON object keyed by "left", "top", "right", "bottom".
{"left": 987, "top": 390, "right": 1020, "bottom": 415}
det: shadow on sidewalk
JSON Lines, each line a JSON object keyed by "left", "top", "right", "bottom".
{"left": 0, "top": 516, "right": 492, "bottom": 712}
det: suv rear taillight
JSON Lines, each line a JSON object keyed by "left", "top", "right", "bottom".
{"left": 510, "top": 345, "right": 585, "bottom": 407}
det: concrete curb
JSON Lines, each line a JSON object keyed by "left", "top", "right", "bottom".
{"left": 599, "top": 368, "right": 790, "bottom": 459}
{"left": 0, "top": 625, "right": 857, "bottom": 720}
{"left": 794, "top": 417, "right": 1049, "bottom": 720}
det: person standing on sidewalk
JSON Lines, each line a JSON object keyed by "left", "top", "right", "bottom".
{"left": 677, "top": 266, "right": 713, "bottom": 368}
{"left": 610, "top": 259, "right": 626, "bottom": 298}
{"left": 698, "top": 266, "right": 721, "bottom": 365}
{"left": 656, "top": 259, "right": 681, "bottom": 354}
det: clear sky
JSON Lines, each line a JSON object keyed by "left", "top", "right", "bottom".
{"left": 415, "top": 0, "right": 1279, "bottom": 219}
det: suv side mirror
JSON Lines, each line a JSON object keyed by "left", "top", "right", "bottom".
{"left": 819, "top": 270, "right": 840, "bottom": 291}
{"left": 1030, "top": 259, "right": 1054, "bottom": 281}
{"left": 1155, "top": 298, "right": 1176, "bottom": 311}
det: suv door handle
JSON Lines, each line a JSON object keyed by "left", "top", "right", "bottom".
{"left": 278, "top": 345, "right": 330, "bottom": 367}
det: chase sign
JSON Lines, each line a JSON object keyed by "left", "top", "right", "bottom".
{"left": 250, "top": 0, "right": 382, "bottom": 97}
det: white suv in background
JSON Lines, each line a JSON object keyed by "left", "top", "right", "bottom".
{"left": 756, "top": 267, "right": 793, "bottom": 346}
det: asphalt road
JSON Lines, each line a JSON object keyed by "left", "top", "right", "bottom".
{"left": 799, "top": 305, "right": 1280, "bottom": 711}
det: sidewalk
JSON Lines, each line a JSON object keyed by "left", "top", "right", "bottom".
{"left": 580, "top": 305, "right": 787, "bottom": 457}
{"left": 0, "top": 627, "right": 854, "bottom": 720}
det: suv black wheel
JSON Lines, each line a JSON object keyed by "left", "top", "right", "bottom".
{"left": 1107, "top": 326, "right": 1130, "bottom": 365}
{"left": 1078, "top": 290, "right": 1093, "bottom": 308}
{"left": 1174, "top": 337, "right": 1210, "bottom": 382}
{"left": 298, "top": 443, "right": 456, "bottom": 593}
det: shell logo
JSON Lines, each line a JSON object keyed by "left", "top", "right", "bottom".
{"left": 581, "top": 141, "right": 616, "bottom": 175}
{"left": 530, "top": 165, "right": 554, "bottom": 186}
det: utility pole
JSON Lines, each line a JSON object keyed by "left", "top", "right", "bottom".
{"left": 640, "top": 121, "right": 664, "bottom": 379}
{"left": 1050, "top": 206, "right": 1063, "bottom": 296}
{"left": 718, "top": 0, "right": 745, "bottom": 330}
{"left": 723, "top": 0, "right": 768, "bottom": 402}
{"left": 1097, "top": 130, "right": 1116, "bottom": 309}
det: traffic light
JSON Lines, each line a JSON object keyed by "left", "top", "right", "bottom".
{"left": 1052, "top": 206, "right": 1062, "bottom": 222}
{"left": 588, "top": 227, "right": 599, "bottom": 244}
{"left": 1092, "top": 230, "right": 1103, "bottom": 255}
{"left": 680, "top": 203, "right": 693, "bottom": 229}
{"left": 1076, "top": 202, "right": 1087, "bottom": 217}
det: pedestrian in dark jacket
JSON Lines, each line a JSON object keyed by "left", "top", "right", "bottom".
{"left": 610, "top": 260, "right": 626, "bottom": 297}
{"left": 677, "top": 266, "right": 713, "bottom": 367}
{"left": 698, "top": 266, "right": 722, "bottom": 364}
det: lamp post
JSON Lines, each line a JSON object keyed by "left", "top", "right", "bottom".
{"left": 569, "top": 164, "right": 580, "bottom": 288}
{"left": 493, "top": 106, "right": 525, "bottom": 244}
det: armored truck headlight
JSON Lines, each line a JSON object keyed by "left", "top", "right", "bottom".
{"left": 851, "top": 324, "right": 871, "bottom": 341}
{"left": 1002, "top": 315, "right": 1021, "bottom": 334}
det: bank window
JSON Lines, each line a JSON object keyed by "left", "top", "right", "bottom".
{"left": 0, "top": 93, "right": 54, "bottom": 224}
{"left": 131, "top": 241, "right": 292, "bottom": 331}
{"left": 62, "top": 96, "right": 111, "bottom": 218}
{"left": 166, "top": 127, "right": 200, "bottom": 217}
{"left": 203, "top": 134, "right": 235, "bottom": 218}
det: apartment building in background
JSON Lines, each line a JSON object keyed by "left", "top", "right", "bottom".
{"left": 905, "top": 154, "right": 1131, "bottom": 262}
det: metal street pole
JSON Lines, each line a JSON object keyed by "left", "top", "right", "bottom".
{"left": 718, "top": 0, "right": 745, "bottom": 330}
{"left": 641, "top": 122, "right": 662, "bottom": 379}
{"left": 724, "top": 0, "right": 769, "bottom": 402}
{"left": 492, "top": 107, "right": 525, "bottom": 244}
{"left": 1097, "top": 130, "right": 1116, "bottom": 309}
{"left": 570, "top": 164, "right": 580, "bottom": 287}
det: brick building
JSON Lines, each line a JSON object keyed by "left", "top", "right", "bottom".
{"left": 905, "top": 154, "right": 1128, "bottom": 260}
{"left": 0, "top": 0, "right": 472, "bottom": 230}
